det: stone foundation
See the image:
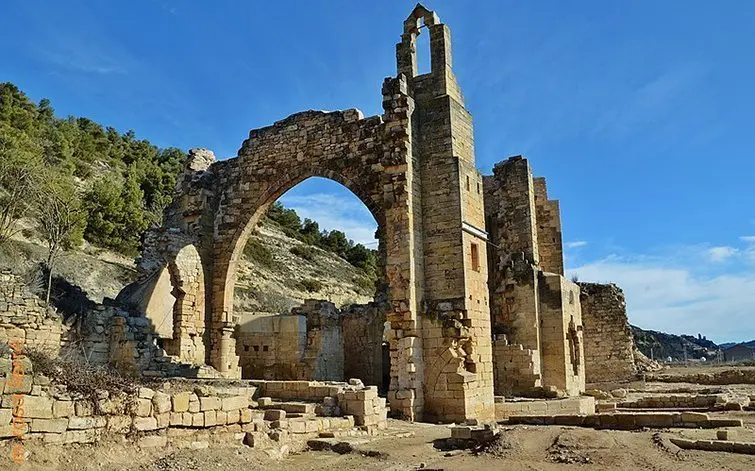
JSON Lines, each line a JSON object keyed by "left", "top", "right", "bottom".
{"left": 507, "top": 411, "right": 744, "bottom": 430}
{"left": 494, "top": 396, "right": 595, "bottom": 420}
{"left": 0, "top": 363, "right": 387, "bottom": 446}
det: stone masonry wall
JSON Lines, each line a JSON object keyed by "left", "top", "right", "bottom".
{"left": 533, "top": 178, "right": 564, "bottom": 276}
{"left": 484, "top": 156, "right": 585, "bottom": 398}
{"left": 235, "top": 301, "right": 386, "bottom": 387}
{"left": 579, "top": 283, "right": 638, "bottom": 384}
{"left": 539, "top": 274, "right": 585, "bottom": 397}
{"left": 0, "top": 271, "right": 64, "bottom": 356}
{"left": 341, "top": 302, "right": 387, "bottom": 390}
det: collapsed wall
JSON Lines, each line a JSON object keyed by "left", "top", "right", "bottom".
{"left": 579, "top": 282, "right": 638, "bottom": 385}
{"left": 0, "top": 271, "right": 64, "bottom": 355}
{"left": 0, "top": 361, "right": 387, "bottom": 446}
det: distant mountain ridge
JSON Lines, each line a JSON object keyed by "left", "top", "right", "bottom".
{"left": 719, "top": 340, "right": 755, "bottom": 350}
{"left": 631, "top": 325, "right": 721, "bottom": 361}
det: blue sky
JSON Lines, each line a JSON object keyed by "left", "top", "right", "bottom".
{"left": 2, "top": 1, "right": 754, "bottom": 343}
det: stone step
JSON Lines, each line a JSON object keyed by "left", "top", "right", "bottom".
{"left": 260, "top": 400, "right": 317, "bottom": 415}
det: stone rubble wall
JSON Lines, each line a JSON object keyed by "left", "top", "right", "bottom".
{"left": 578, "top": 282, "right": 639, "bottom": 384}
{"left": 1, "top": 363, "right": 387, "bottom": 447}
{"left": 0, "top": 271, "right": 64, "bottom": 356}
{"left": 616, "top": 394, "right": 731, "bottom": 410}
{"left": 646, "top": 369, "right": 755, "bottom": 385}
{"left": 492, "top": 341, "right": 541, "bottom": 396}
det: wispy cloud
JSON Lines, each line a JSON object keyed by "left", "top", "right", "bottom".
{"left": 568, "top": 240, "right": 755, "bottom": 344}
{"left": 38, "top": 40, "right": 127, "bottom": 75}
{"left": 279, "top": 193, "right": 378, "bottom": 246}
{"left": 708, "top": 246, "right": 738, "bottom": 262}
{"left": 565, "top": 241, "right": 588, "bottom": 249}
{"left": 591, "top": 62, "right": 709, "bottom": 140}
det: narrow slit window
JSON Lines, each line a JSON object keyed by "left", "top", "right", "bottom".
{"left": 471, "top": 242, "right": 480, "bottom": 271}
{"left": 466, "top": 175, "right": 471, "bottom": 191}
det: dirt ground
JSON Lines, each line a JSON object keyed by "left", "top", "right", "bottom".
{"left": 2, "top": 418, "right": 754, "bottom": 471}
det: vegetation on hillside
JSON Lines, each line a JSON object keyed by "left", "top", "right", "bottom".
{"left": 264, "top": 201, "right": 379, "bottom": 286}
{"left": 0, "top": 82, "right": 380, "bottom": 295}
{"left": 0, "top": 82, "right": 184, "bottom": 257}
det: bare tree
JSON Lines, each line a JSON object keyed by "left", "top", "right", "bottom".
{"left": 34, "top": 180, "right": 85, "bottom": 307}
{"left": 0, "top": 152, "right": 41, "bottom": 244}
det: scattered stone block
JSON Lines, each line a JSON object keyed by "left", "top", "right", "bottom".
{"left": 138, "top": 435, "right": 168, "bottom": 448}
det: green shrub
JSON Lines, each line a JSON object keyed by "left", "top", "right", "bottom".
{"left": 352, "top": 274, "right": 376, "bottom": 295}
{"left": 299, "top": 278, "right": 323, "bottom": 293}
{"left": 290, "top": 245, "right": 317, "bottom": 262}
{"left": 243, "top": 238, "right": 274, "bottom": 267}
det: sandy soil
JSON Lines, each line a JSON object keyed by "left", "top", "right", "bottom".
{"left": 2, "top": 418, "right": 754, "bottom": 471}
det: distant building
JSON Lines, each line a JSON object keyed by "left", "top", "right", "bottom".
{"left": 723, "top": 344, "right": 755, "bottom": 362}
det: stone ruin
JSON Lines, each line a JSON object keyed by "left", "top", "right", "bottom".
{"left": 1, "top": 5, "right": 642, "bottom": 428}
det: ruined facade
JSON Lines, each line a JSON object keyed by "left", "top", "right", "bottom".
{"left": 0, "top": 5, "right": 643, "bottom": 426}
{"left": 125, "top": 5, "right": 496, "bottom": 423}
{"left": 484, "top": 156, "right": 586, "bottom": 397}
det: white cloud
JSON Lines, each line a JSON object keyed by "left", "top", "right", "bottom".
{"left": 740, "top": 236, "right": 755, "bottom": 243}
{"left": 565, "top": 241, "right": 587, "bottom": 249}
{"left": 568, "top": 253, "right": 755, "bottom": 344}
{"left": 279, "top": 193, "right": 378, "bottom": 246}
{"left": 707, "top": 246, "right": 738, "bottom": 262}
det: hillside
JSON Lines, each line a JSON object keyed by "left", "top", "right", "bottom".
{"left": 631, "top": 325, "right": 720, "bottom": 362}
{"left": 0, "top": 216, "right": 373, "bottom": 317}
{"left": 719, "top": 340, "right": 755, "bottom": 350}
{"left": 0, "top": 81, "right": 378, "bottom": 316}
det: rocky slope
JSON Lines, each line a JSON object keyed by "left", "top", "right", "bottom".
{"left": 0, "top": 218, "right": 373, "bottom": 315}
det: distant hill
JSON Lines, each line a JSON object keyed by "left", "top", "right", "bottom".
{"left": 631, "top": 325, "right": 720, "bottom": 361}
{"left": 719, "top": 340, "right": 755, "bottom": 350}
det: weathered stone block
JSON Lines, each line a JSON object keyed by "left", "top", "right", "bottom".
{"left": 156, "top": 412, "right": 170, "bottom": 429}
{"left": 136, "top": 398, "right": 152, "bottom": 417}
{"left": 172, "top": 392, "right": 192, "bottom": 413}
{"left": 152, "top": 392, "right": 172, "bottom": 414}
{"left": 221, "top": 395, "right": 248, "bottom": 411}
{"left": 68, "top": 416, "right": 106, "bottom": 430}
{"left": 31, "top": 418, "right": 68, "bottom": 433}
{"left": 133, "top": 417, "right": 158, "bottom": 431}
{"left": 264, "top": 409, "right": 285, "bottom": 421}
{"left": 199, "top": 396, "right": 221, "bottom": 411}
{"left": 21, "top": 396, "right": 53, "bottom": 419}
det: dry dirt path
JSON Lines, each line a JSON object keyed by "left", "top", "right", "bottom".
{"left": 3, "top": 419, "right": 755, "bottom": 470}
